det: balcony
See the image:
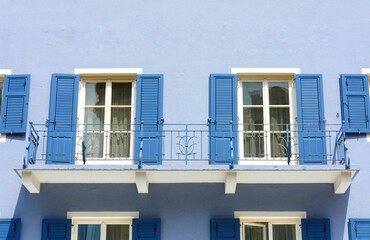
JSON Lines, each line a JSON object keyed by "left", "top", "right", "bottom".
{"left": 17, "top": 122, "right": 357, "bottom": 194}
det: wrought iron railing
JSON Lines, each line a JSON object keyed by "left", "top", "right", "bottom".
{"left": 23, "top": 122, "right": 350, "bottom": 169}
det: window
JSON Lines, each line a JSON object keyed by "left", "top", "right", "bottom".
{"left": 242, "top": 220, "right": 299, "bottom": 240}
{"left": 239, "top": 76, "right": 295, "bottom": 161}
{"left": 78, "top": 75, "right": 136, "bottom": 163}
{"left": 0, "top": 78, "right": 3, "bottom": 117}
{"left": 72, "top": 219, "right": 131, "bottom": 240}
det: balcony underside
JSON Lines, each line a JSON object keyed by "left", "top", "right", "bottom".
{"left": 16, "top": 165, "right": 358, "bottom": 195}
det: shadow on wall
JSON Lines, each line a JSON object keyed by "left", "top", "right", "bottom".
{"left": 12, "top": 183, "right": 350, "bottom": 239}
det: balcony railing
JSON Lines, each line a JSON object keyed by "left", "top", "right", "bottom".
{"left": 24, "top": 122, "right": 350, "bottom": 169}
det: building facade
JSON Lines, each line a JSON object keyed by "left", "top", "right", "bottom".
{"left": 1, "top": 0, "right": 370, "bottom": 239}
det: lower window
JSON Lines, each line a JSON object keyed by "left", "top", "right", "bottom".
{"left": 242, "top": 220, "right": 300, "bottom": 240}
{"left": 74, "top": 220, "right": 130, "bottom": 240}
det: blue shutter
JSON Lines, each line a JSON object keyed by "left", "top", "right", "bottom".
{"left": 302, "top": 219, "right": 330, "bottom": 240}
{"left": 209, "top": 74, "right": 238, "bottom": 165}
{"left": 132, "top": 218, "right": 160, "bottom": 240}
{"left": 0, "top": 219, "right": 20, "bottom": 240}
{"left": 42, "top": 219, "right": 71, "bottom": 240}
{"left": 0, "top": 75, "right": 30, "bottom": 133}
{"left": 340, "top": 74, "right": 370, "bottom": 133}
{"left": 296, "top": 74, "right": 327, "bottom": 164}
{"left": 349, "top": 219, "right": 370, "bottom": 239}
{"left": 134, "top": 75, "right": 163, "bottom": 165}
{"left": 210, "top": 219, "right": 240, "bottom": 240}
{"left": 46, "top": 74, "right": 79, "bottom": 164}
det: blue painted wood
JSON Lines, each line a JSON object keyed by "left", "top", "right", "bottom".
{"left": 42, "top": 219, "right": 71, "bottom": 240}
{"left": 296, "top": 74, "right": 327, "bottom": 165}
{"left": 132, "top": 218, "right": 161, "bottom": 240}
{"left": 0, "top": 75, "right": 30, "bottom": 134}
{"left": 0, "top": 219, "right": 20, "bottom": 240}
{"left": 209, "top": 74, "right": 238, "bottom": 165}
{"left": 349, "top": 219, "right": 370, "bottom": 239}
{"left": 302, "top": 219, "right": 330, "bottom": 240}
{"left": 340, "top": 74, "right": 370, "bottom": 133}
{"left": 46, "top": 74, "right": 79, "bottom": 164}
{"left": 134, "top": 74, "right": 163, "bottom": 165}
{"left": 210, "top": 219, "right": 240, "bottom": 240}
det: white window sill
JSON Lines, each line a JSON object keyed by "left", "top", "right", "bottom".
{"left": 0, "top": 134, "right": 6, "bottom": 142}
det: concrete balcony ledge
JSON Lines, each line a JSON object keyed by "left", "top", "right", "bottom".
{"left": 16, "top": 165, "right": 359, "bottom": 195}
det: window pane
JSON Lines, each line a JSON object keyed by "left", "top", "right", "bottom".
{"left": 85, "top": 108, "right": 105, "bottom": 131}
{"left": 244, "top": 133, "right": 265, "bottom": 158}
{"left": 78, "top": 224, "right": 101, "bottom": 240}
{"left": 0, "top": 82, "right": 3, "bottom": 116}
{"left": 243, "top": 108, "right": 263, "bottom": 131}
{"left": 273, "top": 224, "right": 296, "bottom": 240}
{"left": 112, "top": 83, "right": 132, "bottom": 105}
{"left": 269, "top": 82, "right": 289, "bottom": 105}
{"left": 109, "top": 133, "right": 130, "bottom": 158}
{"left": 270, "top": 133, "right": 290, "bottom": 158}
{"left": 86, "top": 83, "right": 106, "bottom": 105}
{"left": 270, "top": 108, "right": 290, "bottom": 131}
{"left": 106, "top": 224, "right": 129, "bottom": 240}
{"left": 84, "top": 133, "right": 104, "bottom": 159}
{"left": 243, "top": 82, "right": 263, "bottom": 105}
{"left": 244, "top": 224, "right": 265, "bottom": 240}
{"left": 111, "top": 108, "right": 131, "bottom": 131}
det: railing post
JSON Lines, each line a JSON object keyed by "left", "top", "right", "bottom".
{"left": 139, "top": 121, "right": 144, "bottom": 169}
{"left": 286, "top": 124, "right": 291, "bottom": 165}
{"left": 342, "top": 120, "right": 350, "bottom": 169}
{"left": 82, "top": 123, "right": 87, "bottom": 164}
{"left": 185, "top": 124, "right": 188, "bottom": 165}
{"left": 229, "top": 121, "right": 234, "bottom": 170}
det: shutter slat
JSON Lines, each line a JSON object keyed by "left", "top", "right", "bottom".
{"left": 132, "top": 218, "right": 160, "bottom": 240}
{"left": 296, "top": 75, "right": 327, "bottom": 165}
{"left": 134, "top": 75, "right": 163, "bottom": 165}
{"left": 0, "top": 75, "right": 30, "bottom": 133}
{"left": 46, "top": 74, "right": 79, "bottom": 164}
{"left": 209, "top": 74, "right": 238, "bottom": 165}
{"left": 42, "top": 219, "right": 71, "bottom": 240}
{"left": 340, "top": 74, "right": 370, "bottom": 133}
{"left": 302, "top": 219, "right": 330, "bottom": 240}
{"left": 211, "top": 219, "right": 240, "bottom": 240}
{"left": 349, "top": 219, "right": 370, "bottom": 239}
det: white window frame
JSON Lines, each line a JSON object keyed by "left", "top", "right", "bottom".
{"left": 360, "top": 68, "right": 370, "bottom": 142}
{"left": 75, "top": 68, "right": 142, "bottom": 165}
{"left": 68, "top": 211, "right": 139, "bottom": 240}
{"left": 235, "top": 211, "right": 306, "bottom": 240}
{"left": 0, "top": 69, "right": 12, "bottom": 142}
{"left": 232, "top": 68, "right": 300, "bottom": 165}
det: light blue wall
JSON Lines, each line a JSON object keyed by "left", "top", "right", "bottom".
{"left": 1, "top": 0, "right": 370, "bottom": 239}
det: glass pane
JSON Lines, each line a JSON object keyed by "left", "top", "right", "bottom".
{"left": 112, "top": 83, "right": 132, "bottom": 105}
{"left": 244, "top": 133, "right": 265, "bottom": 158}
{"left": 243, "top": 107, "right": 263, "bottom": 131}
{"left": 243, "top": 82, "right": 263, "bottom": 105}
{"left": 270, "top": 133, "right": 290, "bottom": 158}
{"left": 84, "top": 133, "right": 104, "bottom": 158}
{"left": 270, "top": 108, "right": 290, "bottom": 131}
{"left": 244, "top": 224, "right": 265, "bottom": 240}
{"left": 111, "top": 108, "right": 131, "bottom": 131}
{"left": 78, "top": 224, "right": 101, "bottom": 240}
{"left": 109, "top": 133, "right": 130, "bottom": 158}
{"left": 106, "top": 224, "right": 129, "bottom": 240}
{"left": 0, "top": 82, "right": 3, "bottom": 116}
{"left": 269, "top": 82, "right": 289, "bottom": 105}
{"left": 85, "top": 108, "right": 105, "bottom": 131}
{"left": 273, "top": 224, "right": 296, "bottom": 240}
{"left": 86, "top": 82, "right": 106, "bottom": 106}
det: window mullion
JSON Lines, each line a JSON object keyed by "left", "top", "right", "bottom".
{"left": 264, "top": 80, "right": 270, "bottom": 160}
{"left": 101, "top": 222, "right": 107, "bottom": 240}
{"left": 104, "top": 80, "right": 112, "bottom": 159}
{"left": 268, "top": 223, "right": 273, "bottom": 239}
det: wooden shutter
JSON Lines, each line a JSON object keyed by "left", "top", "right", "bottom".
{"left": 340, "top": 74, "right": 370, "bottom": 133}
{"left": 210, "top": 219, "right": 240, "bottom": 240}
{"left": 0, "top": 75, "right": 30, "bottom": 133}
{"left": 46, "top": 74, "right": 79, "bottom": 164}
{"left": 296, "top": 74, "right": 327, "bottom": 164}
{"left": 349, "top": 219, "right": 370, "bottom": 239}
{"left": 301, "top": 219, "right": 330, "bottom": 240}
{"left": 0, "top": 219, "right": 21, "bottom": 240}
{"left": 42, "top": 219, "right": 71, "bottom": 240}
{"left": 134, "top": 75, "right": 163, "bottom": 165}
{"left": 209, "top": 74, "right": 238, "bottom": 165}
{"left": 132, "top": 218, "right": 161, "bottom": 240}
